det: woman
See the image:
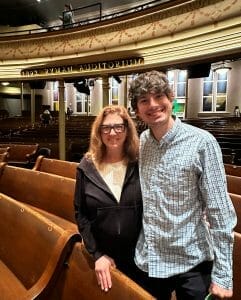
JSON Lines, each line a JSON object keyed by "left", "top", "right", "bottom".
{"left": 74, "top": 105, "right": 143, "bottom": 292}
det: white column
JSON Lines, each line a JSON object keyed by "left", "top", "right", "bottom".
{"left": 102, "top": 75, "right": 110, "bottom": 108}
{"left": 58, "top": 80, "right": 66, "bottom": 160}
{"left": 20, "top": 82, "right": 24, "bottom": 115}
{"left": 30, "top": 88, "right": 35, "bottom": 124}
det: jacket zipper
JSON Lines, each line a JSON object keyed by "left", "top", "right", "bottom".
{"left": 117, "top": 205, "right": 121, "bottom": 235}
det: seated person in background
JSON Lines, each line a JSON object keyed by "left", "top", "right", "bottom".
{"left": 234, "top": 105, "right": 240, "bottom": 117}
{"left": 74, "top": 105, "right": 143, "bottom": 292}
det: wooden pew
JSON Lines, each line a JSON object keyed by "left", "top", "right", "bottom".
{"left": 226, "top": 175, "right": 241, "bottom": 195}
{"left": 0, "top": 164, "right": 77, "bottom": 232}
{"left": 0, "top": 152, "right": 8, "bottom": 162}
{"left": 232, "top": 232, "right": 241, "bottom": 300}
{"left": 33, "top": 155, "right": 78, "bottom": 179}
{"left": 0, "top": 193, "right": 80, "bottom": 299}
{"left": 223, "top": 153, "right": 235, "bottom": 164}
{"left": 225, "top": 164, "right": 241, "bottom": 177}
{"left": 229, "top": 193, "right": 241, "bottom": 233}
{"left": 48, "top": 242, "right": 156, "bottom": 300}
{"left": 0, "top": 143, "right": 39, "bottom": 167}
{"left": 0, "top": 146, "right": 10, "bottom": 154}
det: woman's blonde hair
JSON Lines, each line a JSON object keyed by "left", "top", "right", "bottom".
{"left": 85, "top": 105, "right": 139, "bottom": 167}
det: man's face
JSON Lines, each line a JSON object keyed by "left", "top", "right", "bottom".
{"left": 136, "top": 92, "right": 173, "bottom": 128}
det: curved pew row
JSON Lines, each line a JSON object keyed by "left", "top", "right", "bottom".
{"left": 0, "top": 163, "right": 77, "bottom": 232}
{"left": 48, "top": 242, "right": 156, "bottom": 300}
{"left": 33, "top": 155, "right": 79, "bottom": 179}
{"left": 0, "top": 164, "right": 156, "bottom": 300}
{"left": 0, "top": 193, "right": 80, "bottom": 299}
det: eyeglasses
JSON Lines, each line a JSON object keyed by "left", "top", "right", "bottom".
{"left": 100, "top": 123, "right": 126, "bottom": 134}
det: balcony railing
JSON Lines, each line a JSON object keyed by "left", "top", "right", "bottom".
{"left": 0, "top": 0, "right": 176, "bottom": 37}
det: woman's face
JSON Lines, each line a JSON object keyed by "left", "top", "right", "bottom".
{"left": 100, "top": 113, "right": 127, "bottom": 152}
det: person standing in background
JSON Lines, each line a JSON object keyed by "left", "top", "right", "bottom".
{"left": 129, "top": 70, "right": 237, "bottom": 300}
{"left": 40, "top": 108, "right": 52, "bottom": 127}
{"left": 234, "top": 106, "right": 240, "bottom": 117}
{"left": 74, "top": 105, "right": 143, "bottom": 292}
{"left": 60, "top": 4, "right": 74, "bottom": 28}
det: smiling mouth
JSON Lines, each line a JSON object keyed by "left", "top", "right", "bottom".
{"left": 148, "top": 107, "right": 164, "bottom": 116}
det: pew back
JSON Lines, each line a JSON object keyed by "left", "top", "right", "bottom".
{"left": 33, "top": 155, "right": 78, "bottom": 179}
{"left": 229, "top": 193, "right": 241, "bottom": 233}
{"left": 0, "top": 146, "right": 10, "bottom": 154}
{"left": 0, "top": 164, "right": 76, "bottom": 224}
{"left": 225, "top": 164, "right": 241, "bottom": 177}
{"left": 0, "top": 152, "right": 8, "bottom": 162}
{"left": 232, "top": 232, "right": 241, "bottom": 300}
{"left": 0, "top": 193, "right": 79, "bottom": 299}
{"left": 226, "top": 175, "right": 241, "bottom": 195}
{"left": 48, "top": 242, "right": 155, "bottom": 300}
{"left": 0, "top": 143, "right": 39, "bottom": 166}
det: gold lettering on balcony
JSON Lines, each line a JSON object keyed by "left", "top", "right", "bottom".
{"left": 21, "top": 58, "right": 144, "bottom": 77}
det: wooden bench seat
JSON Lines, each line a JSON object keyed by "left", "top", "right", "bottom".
{"left": 0, "top": 164, "right": 78, "bottom": 232}
{"left": 33, "top": 155, "right": 78, "bottom": 179}
{"left": 48, "top": 242, "right": 156, "bottom": 300}
{"left": 0, "top": 193, "right": 80, "bottom": 299}
{"left": 0, "top": 143, "right": 39, "bottom": 167}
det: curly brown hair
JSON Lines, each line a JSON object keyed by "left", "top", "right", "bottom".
{"left": 129, "top": 70, "right": 174, "bottom": 111}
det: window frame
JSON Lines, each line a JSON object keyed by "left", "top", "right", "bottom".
{"left": 202, "top": 70, "right": 228, "bottom": 112}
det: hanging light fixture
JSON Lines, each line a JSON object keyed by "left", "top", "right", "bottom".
{"left": 213, "top": 61, "right": 232, "bottom": 74}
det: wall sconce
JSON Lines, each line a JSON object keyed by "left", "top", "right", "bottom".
{"left": 213, "top": 61, "right": 232, "bottom": 74}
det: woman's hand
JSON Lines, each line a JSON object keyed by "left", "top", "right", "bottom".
{"left": 95, "top": 255, "right": 116, "bottom": 292}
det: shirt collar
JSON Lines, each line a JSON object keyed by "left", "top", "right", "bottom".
{"left": 147, "top": 116, "right": 181, "bottom": 145}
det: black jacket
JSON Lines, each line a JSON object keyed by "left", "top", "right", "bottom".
{"left": 74, "top": 157, "right": 142, "bottom": 266}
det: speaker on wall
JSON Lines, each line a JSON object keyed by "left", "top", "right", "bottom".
{"left": 188, "top": 63, "right": 211, "bottom": 79}
{"left": 74, "top": 79, "right": 90, "bottom": 95}
{"left": 113, "top": 76, "right": 122, "bottom": 84}
{"left": 29, "top": 80, "right": 46, "bottom": 89}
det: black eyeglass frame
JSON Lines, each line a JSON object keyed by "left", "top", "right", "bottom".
{"left": 100, "top": 123, "right": 127, "bottom": 134}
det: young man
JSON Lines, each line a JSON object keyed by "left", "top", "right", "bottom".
{"left": 129, "top": 70, "right": 237, "bottom": 300}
